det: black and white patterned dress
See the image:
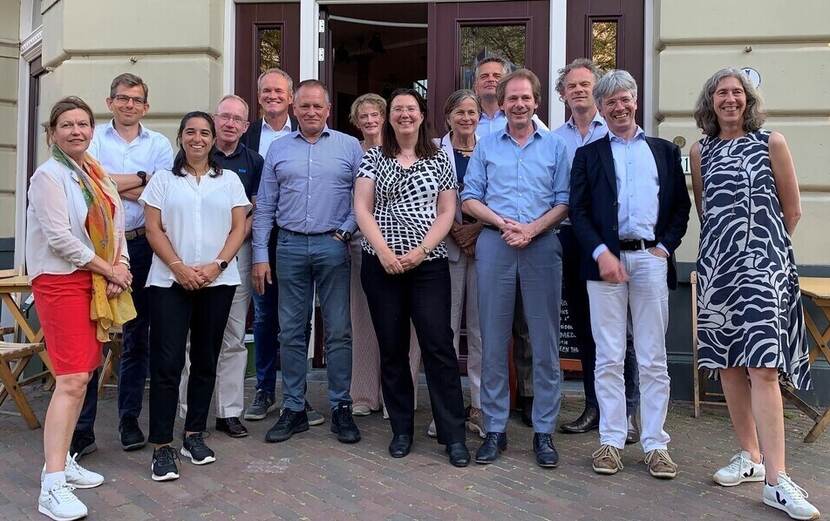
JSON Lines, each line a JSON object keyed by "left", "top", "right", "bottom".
{"left": 357, "top": 146, "right": 457, "bottom": 260}
{"left": 696, "top": 129, "right": 810, "bottom": 389}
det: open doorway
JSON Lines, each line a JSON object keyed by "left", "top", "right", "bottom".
{"left": 324, "top": 4, "right": 428, "bottom": 136}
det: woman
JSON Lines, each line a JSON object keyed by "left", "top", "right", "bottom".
{"left": 437, "top": 89, "right": 485, "bottom": 438}
{"left": 355, "top": 88, "right": 470, "bottom": 467}
{"left": 347, "top": 94, "right": 421, "bottom": 418}
{"left": 27, "top": 96, "right": 135, "bottom": 521}
{"left": 140, "top": 111, "right": 249, "bottom": 482}
{"left": 691, "top": 68, "right": 819, "bottom": 520}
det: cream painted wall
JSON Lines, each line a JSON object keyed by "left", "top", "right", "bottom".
{"left": 0, "top": 2, "right": 20, "bottom": 239}
{"left": 40, "top": 0, "right": 226, "bottom": 146}
{"left": 656, "top": 0, "right": 830, "bottom": 267}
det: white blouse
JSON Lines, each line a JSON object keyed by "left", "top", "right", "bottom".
{"left": 139, "top": 168, "right": 251, "bottom": 288}
{"left": 26, "top": 157, "right": 129, "bottom": 280}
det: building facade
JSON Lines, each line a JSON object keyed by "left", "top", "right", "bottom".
{"left": 4, "top": 0, "right": 829, "bottom": 401}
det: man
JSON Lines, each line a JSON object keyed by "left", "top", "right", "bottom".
{"left": 462, "top": 69, "right": 570, "bottom": 468}
{"left": 569, "top": 69, "right": 690, "bottom": 479}
{"left": 241, "top": 68, "right": 324, "bottom": 426}
{"left": 72, "top": 73, "right": 174, "bottom": 457}
{"left": 253, "top": 79, "right": 363, "bottom": 445}
{"left": 177, "top": 95, "right": 263, "bottom": 438}
{"left": 472, "top": 54, "right": 546, "bottom": 426}
{"left": 553, "top": 59, "right": 641, "bottom": 442}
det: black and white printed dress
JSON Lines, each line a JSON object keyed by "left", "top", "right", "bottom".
{"left": 357, "top": 146, "right": 457, "bottom": 260}
{"left": 696, "top": 129, "right": 811, "bottom": 389}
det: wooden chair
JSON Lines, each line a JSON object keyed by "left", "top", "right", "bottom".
{"left": 98, "top": 332, "right": 123, "bottom": 395}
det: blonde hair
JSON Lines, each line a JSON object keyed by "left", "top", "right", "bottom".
{"left": 349, "top": 93, "right": 386, "bottom": 127}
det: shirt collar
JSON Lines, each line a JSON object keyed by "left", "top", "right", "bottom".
{"left": 292, "top": 125, "right": 332, "bottom": 142}
{"left": 566, "top": 111, "right": 606, "bottom": 131}
{"left": 214, "top": 141, "right": 245, "bottom": 159}
{"left": 481, "top": 110, "right": 505, "bottom": 122}
{"left": 262, "top": 117, "right": 292, "bottom": 134}
{"left": 607, "top": 126, "right": 645, "bottom": 144}
{"left": 497, "top": 120, "right": 545, "bottom": 142}
{"left": 106, "top": 119, "right": 148, "bottom": 139}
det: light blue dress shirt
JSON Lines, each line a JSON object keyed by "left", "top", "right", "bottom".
{"left": 88, "top": 120, "right": 174, "bottom": 231}
{"left": 476, "top": 110, "right": 549, "bottom": 138}
{"left": 591, "top": 127, "right": 663, "bottom": 261}
{"left": 259, "top": 118, "right": 293, "bottom": 158}
{"left": 460, "top": 124, "right": 570, "bottom": 223}
{"left": 252, "top": 126, "right": 364, "bottom": 264}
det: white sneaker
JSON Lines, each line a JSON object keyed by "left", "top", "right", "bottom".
{"left": 427, "top": 419, "right": 437, "bottom": 438}
{"left": 352, "top": 404, "right": 372, "bottom": 416}
{"left": 713, "top": 450, "right": 765, "bottom": 487}
{"left": 41, "top": 454, "right": 104, "bottom": 490}
{"left": 763, "top": 472, "right": 821, "bottom": 520}
{"left": 38, "top": 482, "right": 88, "bottom": 521}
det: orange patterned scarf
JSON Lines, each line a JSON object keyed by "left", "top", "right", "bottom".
{"left": 52, "top": 145, "right": 137, "bottom": 341}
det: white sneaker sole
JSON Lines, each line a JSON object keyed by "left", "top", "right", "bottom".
{"left": 763, "top": 497, "right": 821, "bottom": 520}
{"left": 38, "top": 504, "right": 88, "bottom": 521}
{"left": 67, "top": 479, "right": 103, "bottom": 490}
{"left": 592, "top": 464, "right": 621, "bottom": 475}
{"left": 713, "top": 473, "right": 765, "bottom": 487}
{"left": 181, "top": 447, "right": 216, "bottom": 465}
{"left": 151, "top": 470, "right": 180, "bottom": 482}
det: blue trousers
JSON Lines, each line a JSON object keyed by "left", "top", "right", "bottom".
{"left": 477, "top": 228, "right": 563, "bottom": 433}
{"left": 276, "top": 230, "right": 352, "bottom": 411}
{"left": 253, "top": 228, "right": 281, "bottom": 396}
{"left": 118, "top": 235, "right": 152, "bottom": 420}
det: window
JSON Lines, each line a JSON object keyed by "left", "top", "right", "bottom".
{"left": 258, "top": 27, "right": 283, "bottom": 73}
{"left": 590, "top": 20, "right": 618, "bottom": 71}
{"left": 459, "top": 24, "right": 527, "bottom": 89}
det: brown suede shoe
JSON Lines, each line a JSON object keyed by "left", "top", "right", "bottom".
{"left": 592, "top": 444, "right": 623, "bottom": 475}
{"left": 645, "top": 449, "right": 678, "bottom": 479}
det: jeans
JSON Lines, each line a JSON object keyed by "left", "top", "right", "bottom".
{"left": 253, "top": 228, "right": 281, "bottom": 396}
{"left": 276, "top": 230, "right": 352, "bottom": 411}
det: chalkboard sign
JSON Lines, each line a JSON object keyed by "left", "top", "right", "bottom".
{"left": 558, "top": 295, "right": 580, "bottom": 359}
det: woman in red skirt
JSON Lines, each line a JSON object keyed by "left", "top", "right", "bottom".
{"left": 26, "top": 96, "right": 135, "bottom": 521}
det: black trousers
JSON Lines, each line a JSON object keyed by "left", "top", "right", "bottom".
{"left": 147, "top": 284, "right": 235, "bottom": 445}
{"left": 361, "top": 253, "right": 466, "bottom": 444}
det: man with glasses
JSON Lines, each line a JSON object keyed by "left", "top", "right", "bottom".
{"left": 176, "top": 95, "right": 263, "bottom": 438}
{"left": 73, "top": 73, "right": 174, "bottom": 457}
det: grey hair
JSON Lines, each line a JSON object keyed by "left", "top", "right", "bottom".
{"left": 257, "top": 67, "right": 294, "bottom": 93}
{"left": 349, "top": 93, "right": 386, "bottom": 127}
{"left": 693, "top": 67, "right": 766, "bottom": 137}
{"left": 474, "top": 55, "right": 510, "bottom": 79}
{"left": 593, "top": 69, "right": 638, "bottom": 109}
{"left": 294, "top": 79, "right": 330, "bottom": 105}
{"left": 442, "top": 89, "right": 481, "bottom": 131}
{"left": 555, "top": 58, "right": 603, "bottom": 97}
{"left": 216, "top": 94, "right": 250, "bottom": 119}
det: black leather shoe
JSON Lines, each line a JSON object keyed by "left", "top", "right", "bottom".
{"left": 119, "top": 416, "right": 146, "bottom": 451}
{"left": 330, "top": 403, "right": 361, "bottom": 444}
{"left": 475, "top": 432, "right": 507, "bottom": 464}
{"left": 388, "top": 434, "right": 413, "bottom": 458}
{"left": 519, "top": 396, "right": 533, "bottom": 427}
{"left": 216, "top": 417, "right": 249, "bottom": 438}
{"left": 265, "top": 409, "right": 309, "bottom": 443}
{"left": 560, "top": 406, "right": 600, "bottom": 434}
{"left": 445, "top": 442, "right": 471, "bottom": 467}
{"left": 533, "top": 432, "right": 559, "bottom": 468}
{"left": 626, "top": 412, "right": 640, "bottom": 445}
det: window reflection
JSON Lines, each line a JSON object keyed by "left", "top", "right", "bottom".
{"left": 258, "top": 27, "right": 283, "bottom": 72}
{"left": 591, "top": 21, "right": 618, "bottom": 71}
{"left": 459, "top": 25, "right": 526, "bottom": 89}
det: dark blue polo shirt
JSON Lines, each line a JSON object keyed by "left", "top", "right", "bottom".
{"left": 213, "top": 142, "right": 265, "bottom": 199}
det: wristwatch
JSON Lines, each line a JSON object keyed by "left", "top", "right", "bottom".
{"left": 215, "top": 259, "right": 229, "bottom": 271}
{"left": 137, "top": 171, "right": 148, "bottom": 186}
{"left": 335, "top": 229, "right": 352, "bottom": 242}
{"left": 420, "top": 244, "right": 432, "bottom": 255}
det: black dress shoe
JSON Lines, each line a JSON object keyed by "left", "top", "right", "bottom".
{"left": 626, "top": 412, "right": 640, "bottom": 445}
{"left": 533, "top": 433, "right": 559, "bottom": 468}
{"left": 265, "top": 409, "right": 309, "bottom": 443}
{"left": 560, "top": 406, "right": 600, "bottom": 434}
{"left": 388, "top": 434, "right": 413, "bottom": 458}
{"left": 216, "top": 417, "right": 249, "bottom": 438}
{"left": 445, "top": 442, "right": 471, "bottom": 467}
{"left": 475, "top": 432, "right": 507, "bottom": 464}
{"left": 330, "top": 403, "right": 361, "bottom": 444}
{"left": 518, "top": 396, "right": 533, "bottom": 427}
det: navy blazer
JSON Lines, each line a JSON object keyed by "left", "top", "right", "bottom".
{"left": 569, "top": 133, "right": 691, "bottom": 289}
{"left": 241, "top": 116, "right": 299, "bottom": 155}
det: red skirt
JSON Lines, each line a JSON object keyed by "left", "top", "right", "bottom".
{"left": 32, "top": 271, "right": 102, "bottom": 376}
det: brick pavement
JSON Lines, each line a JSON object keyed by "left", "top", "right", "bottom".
{"left": 1, "top": 376, "right": 828, "bottom": 521}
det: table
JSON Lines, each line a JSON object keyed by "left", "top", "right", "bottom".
{"left": 781, "top": 277, "right": 830, "bottom": 443}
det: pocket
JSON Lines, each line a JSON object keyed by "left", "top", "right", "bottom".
{"left": 645, "top": 248, "right": 668, "bottom": 260}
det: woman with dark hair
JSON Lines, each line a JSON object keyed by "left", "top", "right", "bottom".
{"left": 140, "top": 111, "right": 250, "bottom": 482}
{"left": 354, "top": 88, "right": 470, "bottom": 466}
{"left": 691, "top": 69, "right": 818, "bottom": 520}
{"left": 28, "top": 96, "right": 135, "bottom": 520}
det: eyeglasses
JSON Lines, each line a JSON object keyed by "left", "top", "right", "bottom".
{"left": 112, "top": 94, "right": 147, "bottom": 105}
{"left": 214, "top": 113, "right": 248, "bottom": 125}
{"left": 391, "top": 106, "right": 420, "bottom": 115}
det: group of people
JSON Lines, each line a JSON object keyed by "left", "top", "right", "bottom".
{"left": 25, "top": 55, "right": 819, "bottom": 521}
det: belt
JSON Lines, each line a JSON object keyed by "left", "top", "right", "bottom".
{"left": 280, "top": 228, "right": 337, "bottom": 237}
{"left": 619, "top": 239, "right": 658, "bottom": 251}
{"left": 124, "top": 227, "right": 146, "bottom": 241}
